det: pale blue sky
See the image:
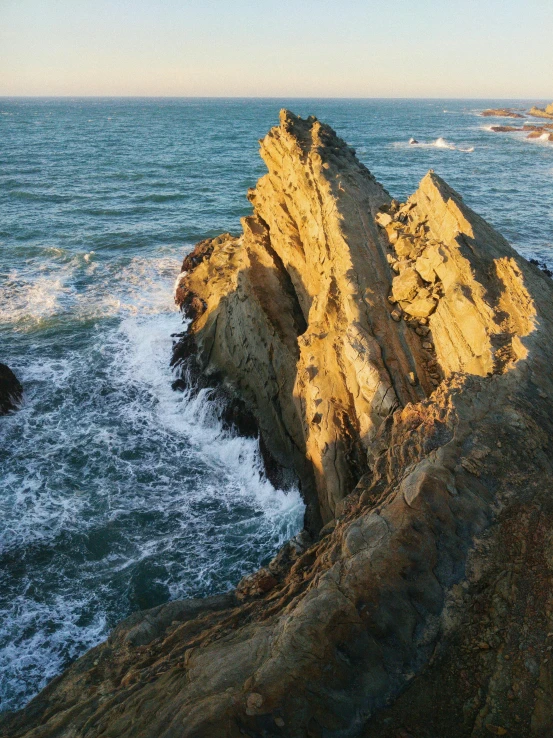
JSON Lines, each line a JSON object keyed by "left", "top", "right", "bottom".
{"left": 1, "top": 0, "right": 552, "bottom": 97}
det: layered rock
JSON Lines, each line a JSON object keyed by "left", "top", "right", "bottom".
{"left": 173, "top": 111, "right": 435, "bottom": 526}
{"left": 4, "top": 112, "right": 553, "bottom": 738}
{"left": 0, "top": 363, "right": 22, "bottom": 414}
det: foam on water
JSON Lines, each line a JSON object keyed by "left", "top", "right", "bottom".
{"left": 395, "top": 137, "right": 474, "bottom": 152}
{"left": 0, "top": 254, "right": 303, "bottom": 711}
{"left": 0, "top": 252, "right": 188, "bottom": 329}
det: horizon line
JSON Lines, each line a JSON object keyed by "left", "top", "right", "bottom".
{"left": 0, "top": 95, "right": 550, "bottom": 101}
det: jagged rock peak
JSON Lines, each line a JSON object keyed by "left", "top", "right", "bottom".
{"left": 173, "top": 112, "right": 547, "bottom": 527}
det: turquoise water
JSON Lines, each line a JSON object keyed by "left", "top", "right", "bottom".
{"left": 1, "top": 98, "right": 552, "bottom": 712}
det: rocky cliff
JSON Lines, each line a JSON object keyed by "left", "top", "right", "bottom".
{"left": 3, "top": 111, "right": 553, "bottom": 738}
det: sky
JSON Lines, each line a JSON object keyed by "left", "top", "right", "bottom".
{"left": 1, "top": 0, "right": 552, "bottom": 98}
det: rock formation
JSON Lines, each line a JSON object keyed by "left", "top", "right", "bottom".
{"left": 526, "top": 130, "right": 553, "bottom": 142}
{"left": 529, "top": 104, "right": 553, "bottom": 119}
{"left": 480, "top": 109, "right": 525, "bottom": 118}
{"left": 481, "top": 104, "right": 553, "bottom": 122}
{"left": 4, "top": 111, "right": 553, "bottom": 738}
{"left": 0, "top": 362, "right": 22, "bottom": 414}
{"left": 488, "top": 123, "right": 553, "bottom": 142}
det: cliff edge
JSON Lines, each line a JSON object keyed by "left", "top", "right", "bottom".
{"left": 3, "top": 112, "right": 553, "bottom": 738}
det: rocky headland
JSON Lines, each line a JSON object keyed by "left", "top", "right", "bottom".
{"left": 3, "top": 111, "right": 553, "bottom": 738}
{"left": 0, "top": 363, "right": 22, "bottom": 415}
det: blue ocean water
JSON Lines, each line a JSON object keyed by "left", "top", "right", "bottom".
{"left": 1, "top": 98, "right": 552, "bottom": 712}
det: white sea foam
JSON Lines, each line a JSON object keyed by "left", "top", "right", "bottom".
{"left": 0, "top": 251, "right": 304, "bottom": 710}
{"left": 0, "top": 270, "right": 75, "bottom": 325}
{"left": 393, "top": 137, "right": 474, "bottom": 152}
{"left": 0, "top": 253, "right": 184, "bottom": 328}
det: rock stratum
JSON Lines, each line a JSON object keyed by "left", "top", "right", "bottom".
{"left": 3, "top": 111, "right": 553, "bottom": 738}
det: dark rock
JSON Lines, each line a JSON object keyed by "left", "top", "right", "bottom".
{"left": 530, "top": 258, "right": 552, "bottom": 278}
{"left": 0, "top": 363, "right": 22, "bottom": 415}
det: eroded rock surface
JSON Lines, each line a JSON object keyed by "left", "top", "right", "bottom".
{"left": 4, "top": 112, "right": 553, "bottom": 738}
{"left": 0, "top": 362, "right": 22, "bottom": 414}
{"left": 173, "top": 111, "right": 436, "bottom": 526}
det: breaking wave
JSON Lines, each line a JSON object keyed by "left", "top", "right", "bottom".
{"left": 393, "top": 137, "right": 474, "bottom": 152}
{"left": 0, "top": 254, "right": 304, "bottom": 711}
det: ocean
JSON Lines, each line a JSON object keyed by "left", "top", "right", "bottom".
{"left": 1, "top": 98, "right": 552, "bottom": 712}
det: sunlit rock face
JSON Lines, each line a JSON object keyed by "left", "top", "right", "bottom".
{"left": 174, "top": 111, "right": 540, "bottom": 529}
{"left": 4, "top": 112, "right": 553, "bottom": 738}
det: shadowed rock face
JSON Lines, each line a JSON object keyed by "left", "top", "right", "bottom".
{"left": 0, "top": 363, "right": 22, "bottom": 414}
{"left": 4, "top": 111, "right": 553, "bottom": 738}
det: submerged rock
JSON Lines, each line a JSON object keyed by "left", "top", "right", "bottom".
{"left": 4, "top": 111, "right": 553, "bottom": 738}
{"left": 0, "top": 363, "right": 22, "bottom": 415}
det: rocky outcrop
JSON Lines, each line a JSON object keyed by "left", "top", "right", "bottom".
{"left": 0, "top": 363, "right": 22, "bottom": 414}
{"left": 489, "top": 123, "right": 553, "bottom": 142}
{"left": 527, "top": 130, "right": 553, "bottom": 141}
{"left": 480, "top": 109, "right": 525, "bottom": 118}
{"left": 481, "top": 104, "right": 553, "bottom": 121}
{"left": 529, "top": 104, "right": 553, "bottom": 119}
{"left": 490, "top": 123, "right": 553, "bottom": 133}
{"left": 4, "top": 112, "right": 553, "bottom": 738}
{"left": 173, "top": 112, "right": 438, "bottom": 527}
{"left": 482, "top": 104, "right": 553, "bottom": 122}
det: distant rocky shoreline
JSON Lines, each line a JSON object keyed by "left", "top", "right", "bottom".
{"left": 481, "top": 103, "right": 553, "bottom": 141}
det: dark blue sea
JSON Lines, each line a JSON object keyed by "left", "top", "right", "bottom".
{"left": 1, "top": 98, "right": 552, "bottom": 712}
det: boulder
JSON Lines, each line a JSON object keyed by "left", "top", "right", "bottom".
{"left": 375, "top": 211, "right": 392, "bottom": 227}
{"left": 403, "top": 296, "right": 437, "bottom": 318}
{"left": 394, "top": 235, "right": 416, "bottom": 259}
{"left": 392, "top": 268, "right": 423, "bottom": 302}
{"left": 0, "top": 363, "right": 22, "bottom": 414}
